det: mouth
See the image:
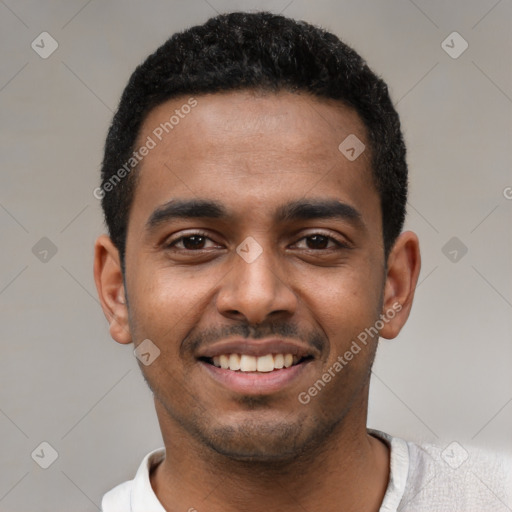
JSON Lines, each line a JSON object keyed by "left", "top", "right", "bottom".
{"left": 196, "top": 338, "right": 318, "bottom": 394}
{"left": 199, "top": 353, "right": 314, "bottom": 373}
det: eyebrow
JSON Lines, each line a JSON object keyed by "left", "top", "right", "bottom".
{"left": 145, "top": 198, "right": 364, "bottom": 233}
{"left": 275, "top": 199, "right": 363, "bottom": 226}
{"left": 145, "top": 199, "right": 227, "bottom": 232}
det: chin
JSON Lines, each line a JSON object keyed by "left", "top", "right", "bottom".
{"left": 198, "top": 415, "right": 335, "bottom": 463}
{"left": 207, "top": 424, "right": 304, "bottom": 461}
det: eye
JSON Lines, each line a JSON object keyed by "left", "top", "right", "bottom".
{"left": 165, "top": 232, "right": 219, "bottom": 251}
{"left": 293, "top": 233, "right": 348, "bottom": 250}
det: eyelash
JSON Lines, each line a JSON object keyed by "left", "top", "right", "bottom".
{"left": 164, "top": 231, "right": 350, "bottom": 251}
{"left": 164, "top": 231, "right": 215, "bottom": 250}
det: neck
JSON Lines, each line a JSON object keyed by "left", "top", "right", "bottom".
{"left": 150, "top": 400, "right": 390, "bottom": 512}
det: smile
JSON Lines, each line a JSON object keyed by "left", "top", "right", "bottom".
{"left": 196, "top": 338, "right": 318, "bottom": 393}
{"left": 199, "top": 356, "right": 314, "bottom": 396}
{"left": 203, "top": 353, "right": 312, "bottom": 372}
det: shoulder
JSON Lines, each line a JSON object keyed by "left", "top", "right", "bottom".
{"left": 402, "top": 439, "right": 512, "bottom": 511}
{"left": 370, "top": 429, "right": 511, "bottom": 511}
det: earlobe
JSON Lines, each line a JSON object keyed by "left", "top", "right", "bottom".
{"left": 379, "top": 231, "right": 421, "bottom": 340}
{"left": 93, "top": 234, "right": 132, "bottom": 344}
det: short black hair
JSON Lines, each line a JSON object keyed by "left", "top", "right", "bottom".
{"left": 99, "top": 11, "right": 408, "bottom": 268}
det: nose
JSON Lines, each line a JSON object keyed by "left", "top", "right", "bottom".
{"left": 215, "top": 241, "right": 297, "bottom": 325}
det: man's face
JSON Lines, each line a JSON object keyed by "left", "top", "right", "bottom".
{"left": 123, "top": 91, "right": 387, "bottom": 460}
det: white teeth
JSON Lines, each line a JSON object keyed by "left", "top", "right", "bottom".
{"left": 229, "top": 353, "right": 241, "bottom": 371}
{"left": 240, "top": 354, "right": 257, "bottom": 372}
{"left": 256, "top": 354, "right": 274, "bottom": 372}
{"left": 219, "top": 354, "right": 229, "bottom": 369}
{"left": 209, "top": 353, "right": 303, "bottom": 372}
{"left": 273, "top": 354, "right": 284, "bottom": 369}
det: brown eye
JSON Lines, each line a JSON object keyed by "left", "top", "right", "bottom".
{"left": 165, "top": 232, "right": 218, "bottom": 251}
{"left": 294, "top": 234, "right": 342, "bottom": 250}
{"left": 180, "top": 235, "right": 207, "bottom": 250}
{"left": 305, "top": 235, "right": 330, "bottom": 249}
{"left": 291, "top": 232, "right": 351, "bottom": 253}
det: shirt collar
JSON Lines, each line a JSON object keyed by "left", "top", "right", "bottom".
{"left": 129, "top": 430, "right": 409, "bottom": 512}
{"left": 130, "top": 447, "right": 166, "bottom": 512}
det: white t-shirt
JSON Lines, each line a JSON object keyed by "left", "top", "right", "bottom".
{"left": 101, "top": 430, "right": 512, "bottom": 511}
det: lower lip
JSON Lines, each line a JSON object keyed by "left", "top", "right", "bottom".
{"left": 199, "top": 360, "right": 312, "bottom": 395}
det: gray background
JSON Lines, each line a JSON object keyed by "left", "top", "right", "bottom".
{"left": 0, "top": 0, "right": 511, "bottom": 510}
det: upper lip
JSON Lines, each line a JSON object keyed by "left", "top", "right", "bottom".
{"left": 196, "top": 338, "right": 319, "bottom": 359}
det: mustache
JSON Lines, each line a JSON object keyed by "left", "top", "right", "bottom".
{"left": 182, "top": 320, "right": 326, "bottom": 356}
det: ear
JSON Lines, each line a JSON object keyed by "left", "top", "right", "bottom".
{"left": 93, "top": 234, "right": 132, "bottom": 344}
{"left": 379, "top": 231, "right": 421, "bottom": 340}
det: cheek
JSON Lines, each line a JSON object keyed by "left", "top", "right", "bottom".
{"left": 300, "top": 262, "right": 382, "bottom": 339}
{"left": 128, "top": 265, "right": 219, "bottom": 344}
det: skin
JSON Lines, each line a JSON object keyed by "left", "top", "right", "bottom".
{"left": 94, "top": 90, "right": 421, "bottom": 512}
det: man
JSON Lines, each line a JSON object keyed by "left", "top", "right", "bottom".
{"left": 94, "top": 11, "right": 511, "bottom": 512}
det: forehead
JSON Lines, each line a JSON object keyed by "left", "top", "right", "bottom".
{"left": 129, "top": 90, "right": 379, "bottom": 231}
